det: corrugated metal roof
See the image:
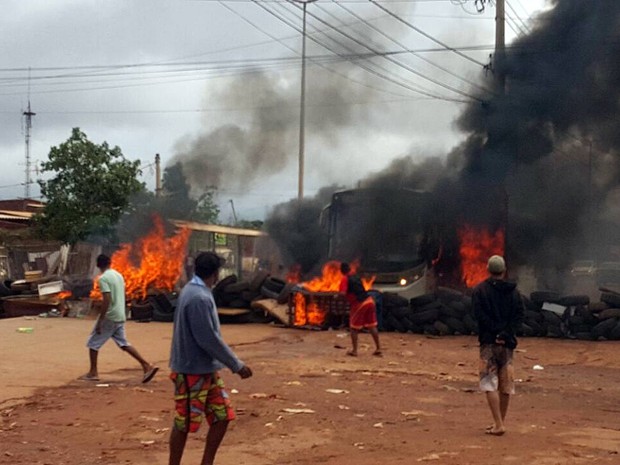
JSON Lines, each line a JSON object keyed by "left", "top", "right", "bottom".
{"left": 172, "top": 220, "right": 266, "bottom": 237}
{"left": 0, "top": 210, "right": 34, "bottom": 218}
{"left": 0, "top": 214, "right": 29, "bottom": 221}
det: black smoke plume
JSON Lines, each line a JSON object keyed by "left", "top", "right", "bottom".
{"left": 265, "top": 1, "right": 620, "bottom": 288}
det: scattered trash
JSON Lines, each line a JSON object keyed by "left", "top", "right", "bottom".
{"left": 336, "top": 333, "right": 348, "bottom": 338}
{"left": 96, "top": 384, "right": 110, "bottom": 388}
{"left": 155, "top": 428, "right": 170, "bottom": 434}
{"left": 250, "top": 393, "right": 268, "bottom": 399}
{"left": 285, "top": 381, "right": 302, "bottom": 386}
{"left": 23, "top": 317, "right": 36, "bottom": 320}
{"left": 264, "top": 422, "right": 275, "bottom": 428}
{"left": 373, "top": 422, "right": 384, "bottom": 428}
{"left": 533, "top": 365, "right": 545, "bottom": 371}
{"left": 354, "top": 413, "right": 365, "bottom": 418}
{"left": 16, "top": 327, "right": 33, "bottom": 333}
{"left": 338, "top": 405, "right": 350, "bottom": 410}
{"left": 140, "top": 440, "right": 155, "bottom": 446}
{"left": 325, "top": 388, "right": 349, "bottom": 394}
{"left": 230, "top": 388, "right": 239, "bottom": 394}
{"left": 281, "top": 408, "right": 315, "bottom": 414}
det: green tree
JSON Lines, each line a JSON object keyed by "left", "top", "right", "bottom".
{"left": 35, "top": 128, "right": 144, "bottom": 244}
{"left": 191, "top": 190, "right": 220, "bottom": 224}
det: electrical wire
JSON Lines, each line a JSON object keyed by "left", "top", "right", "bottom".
{"left": 330, "top": 0, "right": 494, "bottom": 96}
{"left": 254, "top": 0, "right": 468, "bottom": 102}
{"left": 284, "top": 0, "right": 481, "bottom": 101}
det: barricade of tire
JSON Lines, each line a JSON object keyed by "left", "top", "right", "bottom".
{"left": 211, "top": 272, "right": 296, "bottom": 323}
{"left": 380, "top": 286, "right": 620, "bottom": 341}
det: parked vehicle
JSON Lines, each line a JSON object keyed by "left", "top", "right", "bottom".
{"left": 596, "top": 262, "right": 620, "bottom": 287}
{"left": 570, "top": 260, "right": 596, "bottom": 277}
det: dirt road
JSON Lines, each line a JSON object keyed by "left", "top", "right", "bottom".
{"left": 1, "top": 317, "right": 620, "bottom": 465}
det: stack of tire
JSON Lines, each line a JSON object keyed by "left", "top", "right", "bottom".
{"left": 381, "top": 285, "right": 620, "bottom": 342}
{"left": 523, "top": 290, "right": 620, "bottom": 341}
{"left": 381, "top": 287, "right": 476, "bottom": 336}
{"left": 211, "top": 271, "right": 298, "bottom": 323}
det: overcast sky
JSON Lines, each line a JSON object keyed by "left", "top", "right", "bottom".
{"left": 0, "top": 0, "right": 548, "bottom": 221}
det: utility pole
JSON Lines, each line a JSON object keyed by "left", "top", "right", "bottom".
{"left": 229, "top": 199, "right": 238, "bottom": 225}
{"left": 23, "top": 100, "right": 35, "bottom": 199}
{"left": 155, "top": 153, "right": 162, "bottom": 197}
{"left": 494, "top": 0, "right": 506, "bottom": 94}
{"left": 292, "top": 0, "right": 318, "bottom": 200}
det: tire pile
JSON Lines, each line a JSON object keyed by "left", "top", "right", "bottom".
{"left": 380, "top": 286, "right": 620, "bottom": 341}
{"left": 128, "top": 272, "right": 298, "bottom": 323}
{"left": 213, "top": 271, "right": 297, "bottom": 309}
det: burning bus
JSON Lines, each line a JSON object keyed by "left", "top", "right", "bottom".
{"left": 321, "top": 188, "right": 438, "bottom": 299}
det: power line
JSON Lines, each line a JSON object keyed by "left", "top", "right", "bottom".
{"left": 254, "top": 0, "right": 467, "bottom": 102}
{"left": 218, "top": 1, "right": 411, "bottom": 98}
{"left": 330, "top": 0, "right": 493, "bottom": 96}
{"left": 285, "top": 0, "right": 482, "bottom": 101}
{"left": 369, "top": 0, "right": 487, "bottom": 67}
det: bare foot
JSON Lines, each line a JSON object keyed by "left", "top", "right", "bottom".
{"left": 78, "top": 373, "right": 100, "bottom": 381}
{"left": 373, "top": 350, "right": 383, "bottom": 357}
{"left": 346, "top": 350, "right": 358, "bottom": 357}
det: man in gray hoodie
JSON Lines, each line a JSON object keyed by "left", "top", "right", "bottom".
{"left": 169, "top": 252, "right": 253, "bottom": 465}
{"left": 472, "top": 255, "right": 523, "bottom": 436}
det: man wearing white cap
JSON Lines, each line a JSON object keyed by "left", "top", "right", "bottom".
{"left": 472, "top": 255, "right": 524, "bottom": 436}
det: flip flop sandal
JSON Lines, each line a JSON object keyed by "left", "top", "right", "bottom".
{"left": 142, "top": 366, "right": 159, "bottom": 384}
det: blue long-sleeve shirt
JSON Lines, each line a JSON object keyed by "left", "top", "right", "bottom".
{"left": 169, "top": 276, "right": 244, "bottom": 375}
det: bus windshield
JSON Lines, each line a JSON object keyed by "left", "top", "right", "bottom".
{"left": 327, "top": 188, "right": 431, "bottom": 273}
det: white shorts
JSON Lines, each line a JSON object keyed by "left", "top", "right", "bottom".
{"left": 86, "top": 319, "right": 130, "bottom": 351}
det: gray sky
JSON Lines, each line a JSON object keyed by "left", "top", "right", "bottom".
{"left": 0, "top": 0, "right": 548, "bottom": 221}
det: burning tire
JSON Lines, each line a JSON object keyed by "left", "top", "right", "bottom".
{"left": 276, "top": 282, "right": 297, "bottom": 305}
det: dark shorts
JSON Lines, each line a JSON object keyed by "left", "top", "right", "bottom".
{"left": 479, "top": 344, "right": 515, "bottom": 394}
{"left": 170, "top": 372, "right": 235, "bottom": 433}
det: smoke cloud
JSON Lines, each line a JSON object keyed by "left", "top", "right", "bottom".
{"left": 265, "top": 0, "right": 620, "bottom": 287}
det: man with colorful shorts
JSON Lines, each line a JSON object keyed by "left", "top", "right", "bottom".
{"left": 473, "top": 255, "right": 523, "bottom": 436}
{"left": 169, "top": 252, "right": 252, "bottom": 465}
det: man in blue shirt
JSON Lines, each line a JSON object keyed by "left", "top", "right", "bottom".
{"left": 169, "top": 252, "right": 253, "bottom": 465}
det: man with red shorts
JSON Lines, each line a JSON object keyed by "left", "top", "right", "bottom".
{"left": 340, "top": 262, "right": 382, "bottom": 357}
{"left": 169, "top": 252, "right": 253, "bottom": 465}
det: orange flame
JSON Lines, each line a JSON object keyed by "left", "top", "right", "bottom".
{"left": 57, "top": 291, "right": 72, "bottom": 300}
{"left": 90, "top": 216, "right": 191, "bottom": 300}
{"left": 292, "top": 260, "right": 375, "bottom": 326}
{"left": 458, "top": 225, "right": 505, "bottom": 288}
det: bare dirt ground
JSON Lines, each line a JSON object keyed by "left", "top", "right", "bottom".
{"left": 1, "top": 317, "right": 620, "bottom": 465}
